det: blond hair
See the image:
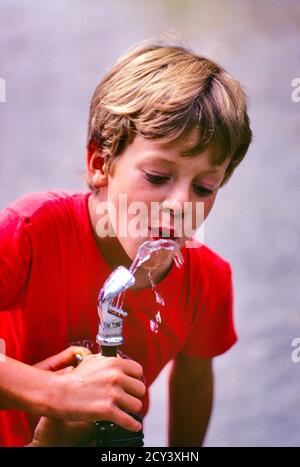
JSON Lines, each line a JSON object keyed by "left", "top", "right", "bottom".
{"left": 87, "top": 41, "right": 252, "bottom": 188}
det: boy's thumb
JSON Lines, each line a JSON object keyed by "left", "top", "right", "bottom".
{"left": 55, "top": 366, "right": 74, "bottom": 375}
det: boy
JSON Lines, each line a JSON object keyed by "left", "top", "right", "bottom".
{"left": 0, "top": 42, "right": 252, "bottom": 447}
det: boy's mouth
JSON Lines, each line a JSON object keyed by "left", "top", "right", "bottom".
{"left": 149, "top": 226, "right": 180, "bottom": 241}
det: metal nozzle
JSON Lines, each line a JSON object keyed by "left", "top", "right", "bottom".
{"left": 96, "top": 266, "right": 135, "bottom": 347}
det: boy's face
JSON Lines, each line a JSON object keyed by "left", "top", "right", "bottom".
{"left": 88, "top": 135, "right": 230, "bottom": 268}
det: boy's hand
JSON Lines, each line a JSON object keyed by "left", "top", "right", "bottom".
{"left": 52, "top": 353, "right": 145, "bottom": 433}
{"left": 29, "top": 346, "right": 145, "bottom": 445}
{"left": 36, "top": 347, "right": 146, "bottom": 433}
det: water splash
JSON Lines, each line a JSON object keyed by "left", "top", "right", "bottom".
{"left": 150, "top": 320, "right": 159, "bottom": 333}
{"left": 146, "top": 270, "right": 165, "bottom": 333}
{"left": 141, "top": 241, "right": 184, "bottom": 333}
{"left": 149, "top": 311, "right": 162, "bottom": 333}
{"left": 155, "top": 310, "right": 162, "bottom": 324}
{"left": 147, "top": 270, "right": 165, "bottom": 306}
{"left": 130, "top": 239, "right": 184, "bottom": 275}
{"left": 109, "top": 239, "right": 184, "bottom": 334}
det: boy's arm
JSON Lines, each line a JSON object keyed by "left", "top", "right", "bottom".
{"left": 0, "top": 355, "right": 59, "bottom": 414}
{"left": 0, "top": 349, "right": 145, "bottom": 433}
{"left": 168, "top": 353, "right": 213, "bottom": 447}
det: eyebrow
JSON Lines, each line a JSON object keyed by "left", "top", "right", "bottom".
{"left": 143, "top": 155, "right": 223, "bottom": 175}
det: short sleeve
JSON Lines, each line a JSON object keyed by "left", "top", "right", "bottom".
{"left": 180, "top": 263, "right": 237, "bottom": 358}
{"left": 0, "top": 208, "right": 32, "bottom": 310}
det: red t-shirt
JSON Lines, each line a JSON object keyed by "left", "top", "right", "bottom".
{"left": 0, "top": 191, "right": 237, "bottom": 446}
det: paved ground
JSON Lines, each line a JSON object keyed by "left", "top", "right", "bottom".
{"left": 0, "top": 0, "right": 299, "bottom": 446}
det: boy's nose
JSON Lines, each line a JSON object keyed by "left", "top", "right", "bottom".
{"left": 160, "top": 184, "right": 191, "bottom": 217}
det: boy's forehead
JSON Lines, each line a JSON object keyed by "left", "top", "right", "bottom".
{"left": 158, "top": 126, "right": 201, "bottom": 155}
{"left": 131, "top": 135, "right": 229, "bottom": 176}
{"left": 130, "top": 129, "right": 197, "bottom": 155}
{"left": 156, "top": 130, "right": 225, "bottom": 167}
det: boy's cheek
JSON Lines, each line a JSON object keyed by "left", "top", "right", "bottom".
{"left": 203, "top": 196, "right": 218, "bottom": 220}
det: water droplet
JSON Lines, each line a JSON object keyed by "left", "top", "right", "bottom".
{"left": 150, "top": 320, "right": 159, "bottom": 333}
{"left": 70, "top": 374, "right": 84, "bottom": 383}
{"left": 155, "top": 290, "right": 165, "bottom": 306}
{"left": 155, "top": 311, "right": 162, "bottom": 324}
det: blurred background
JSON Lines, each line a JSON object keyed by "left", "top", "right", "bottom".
{"left": 0, "top": 0, "right": 299, "bottom": 447}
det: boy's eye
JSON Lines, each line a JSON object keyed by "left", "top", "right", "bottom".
{"left": 144, "top": 172, "right": 214, "bottom": 197}
{"left": 144, "top": 172, "right": 170, "bottom": 184}
{"left": 193, "top": 185, "right": 214, "bottom": 197}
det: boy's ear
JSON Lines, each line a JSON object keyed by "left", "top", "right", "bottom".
{"left": 86, "top": 140, "right": 108, "bottom": 188}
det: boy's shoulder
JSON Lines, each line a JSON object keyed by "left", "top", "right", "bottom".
{"left": 2, "top": 191, "right": 90, "bottom": 241}
{"left": 5, "top": 191, "right": 84, "bottom": 219}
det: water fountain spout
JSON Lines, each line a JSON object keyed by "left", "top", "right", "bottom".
{"left": 97, "top": 239, "right": 184, "bottom": 348}
{"left": 96, "top": 266, "right": 135, "bottom": 348}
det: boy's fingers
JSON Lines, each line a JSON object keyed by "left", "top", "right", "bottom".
{"left": 118, "top": 358, "right": 144, "bottom": 380}
{"left": 122, "top": 375, "right": 146, "bottom": 399}
{"left": 34, "top": 346, "right": 91, "bottom": 371}
{"left": 117, "top": 392, "right": 143, "bottom": 415}
{"left": 92, "top": 354, "right": 143, "bottom": 379}
{"left": 66, "top": 346, "right": 92, "bottom": 362}
{"left": 55, "top": 366, "right": 74, "bottom": 375}
{"left": 108, "top": 407, "right": 142, "bottom": 433}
